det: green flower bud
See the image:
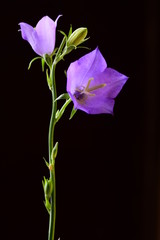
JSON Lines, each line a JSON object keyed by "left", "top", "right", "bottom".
{"left": 67, "top": 27, "right": 88, "bottom": 48}
{"left": 42, "top": 177, "right": 53, "bottom": 200}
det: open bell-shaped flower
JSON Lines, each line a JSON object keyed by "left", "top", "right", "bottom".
{"left": 67, "top": 48, "right": 128, "bottom": 114}
{"left": 19, "top": 15, "right": 61, "bottom": 57}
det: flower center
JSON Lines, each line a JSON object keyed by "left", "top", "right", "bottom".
{"left": 74, "top": 78, "right": 106, "bottom": 103}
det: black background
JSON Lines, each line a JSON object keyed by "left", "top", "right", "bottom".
{"left": 0, "top": 0, "right": 159, "bottom": 240}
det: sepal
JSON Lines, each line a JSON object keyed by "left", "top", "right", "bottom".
{"left": 69, "top": 106, "right": 77, "bottom": 120}
{"left": 51, "top": 142, "right": 59, "bottom": 162}
{"left": 55, "top": 97, "right": 72, "bottom": 123}
{"left": 28, "top": 56, "right": 42, "bottom": 70}
{"left": 42, "top": 177, "right": 53, "bottom": 213}
{"left": 46, "top": 69, "right": 52, "bottom": 90}
{"left": 54, "top": 93, "right": 70, "bottom": 102}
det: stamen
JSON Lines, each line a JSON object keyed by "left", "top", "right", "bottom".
{"left": 74, "top": 77, "right": 106, "bottom": 103}
{"left": 85, "top": 78, "right": 94, "bottom": 91}
{"left": 88, "top": 83, "right": 106, "bottom": 92}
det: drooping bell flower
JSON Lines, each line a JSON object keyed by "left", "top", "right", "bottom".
{"left": 19, "top": 15, "right": 61, "bottom": 57}
{"left": 67, "top": 48, "right": 128, "bottom": 114}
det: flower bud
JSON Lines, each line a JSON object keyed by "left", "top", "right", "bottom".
{"left": 42, "top": 177, "right": 53, "bottom": 200}
{"left": 67, "top": 27, "right": 88, "bottom": 48}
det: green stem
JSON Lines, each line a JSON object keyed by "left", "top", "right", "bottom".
{"left": 48, "top": 62, "right": 57, "bottom": 240}
{"left": 47, "top": 35, "right": 68, "bottom": 240}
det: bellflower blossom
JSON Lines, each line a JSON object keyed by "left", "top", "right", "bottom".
{"left": 67, "top": 48, "right": 128, "bottom": 114}
{"left": 19, "top": 15, "right": 61, "bottom": 56}
{"left": 19, "top": 14, "right": 129, "bottom": 240}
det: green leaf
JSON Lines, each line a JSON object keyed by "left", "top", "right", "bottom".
{"left": 59, "top": 30, "right": 67, "bottom": 39}
{"left": 46, "top": 69, "right": 52, "bottom": 90}
{"left": 43, "top": 157, "right": 49, "bottom": 168}
{"left": 64, "top": 70, "right": 67, "bottom": 77}
{"left": 28, "top": 56, "right": 42, "bottom": 70}
{"left": 54, "top": 93, "right": 70, "bottom": 102}
{"left": 68, "top": 24, "right": 72, "bottom": 38}
{"left": 44, "top": 199, "right": 51, "bottom": 214}
{"left": 51, "top": 142, "right": 59, "bottom": 161}
{"left": 55, "top": 98, "right": 72, "bottom": 123}
{"left": 69, "top": 106, "right": 77, "bottom": 120}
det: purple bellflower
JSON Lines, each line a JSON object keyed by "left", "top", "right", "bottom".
{"left": 67, "top": 48, "right": 128, "bottom": 114}
{"left": 19, "top": 16, "right": 61, "bottom": 56}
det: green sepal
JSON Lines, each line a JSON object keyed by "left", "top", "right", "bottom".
{"left": 68, "top": 25, "right": 73, "bottom": 38}
{"left": 46, "top": 68, "right": 52, "bottom": 90}
{"left": 44, "top": 54, "right": 52, "bottom": 68}
{"left": 54, "top": 93, "right": 70, "bottom": 102}
{"left": 44, "top": 199, "right": 51, "bottom": 214}
{"left": 42, "top": 177, "right": 53, "bottom": 199}
{"left": 64, "top": 70, "right": 67, "bottom": 77}
{"left": 55, "top": 98, "right": 72, "bottom": 123}
{"left": 66, "top": 45, "right": 76, "bottom": 54}
{"left": 69, "top": 106, "right": 77, "bottom": 120}
{"left": 28, "top": 56, "right": 42, "bottom": 70}
{"left": 59, "top": 30, "right": 67, "bottom": 39}
{"left": 51, "top": 142, "right": 59, "bottom": 162}
{"left": 43, "top": 157, "right": 49, "bottom": 168}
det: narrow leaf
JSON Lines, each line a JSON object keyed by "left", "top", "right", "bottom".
{"left": 59, "top": 30, "right": 67, "bottom": 39}
{"left": 28, "top": 56, "right": 42, "bottom": 70}
{"left": 69, "top": 106, "right": 77, "bottom": 120}
{"left": 68, "top": 24, "right": 72, "bottom": 38}
{"left": 46, "top": 69, "right": 52, "bottom": 90}
{"left": 54, "top": 93, "right": 70, "bottom": 102}
{"left": 43, "top": 157, "right": 49, "bottom": 168}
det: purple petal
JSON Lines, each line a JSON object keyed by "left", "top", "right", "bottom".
{"left": 35, "top": 16, "right": 57, "bottom": 56}
{"left": 67, "top": 48, "right": 107, "bottom": 94}
{"left": 19, "top": 15, "right": 61, "bottom": 56}
{"left": 67, "top": 48, "right": 128, "bottom": 115}
{"left": 99, "top": 68, "right": 128, "bottom": 98}
{"left": 19, "top": 22, "right": 38, "bottom": 53}
{"left": 72, "top": 94, "right": 115, "bottom": 114}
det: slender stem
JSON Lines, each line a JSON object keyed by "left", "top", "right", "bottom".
{"left": 47, "top": 35, "right": 68, "bottom": 240}
{"left": 48, "top": 62, "right": 57, "bottom": 240}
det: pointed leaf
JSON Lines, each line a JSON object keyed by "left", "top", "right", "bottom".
{"left": 28, "top": 56, "right": 42, "bottom": 70}
{"left": 51, "top": 142, "right": 59, "bottom": 161}
{"left": 68, "top": 24, "right": 72, "bottom": 38}
{"left": 54, "top": 93, "right": 70, "bottom": 102}
{"left": 59, "top": 30, "right": 67, "bottom": 39}
{"left": 43, "top": 157, "right": 49, "bottom": 168}
{"left": 69, "top": 106, "right": 77, "bottom": 120}
{"left": 46, "top": 69, "right": 52, "bottom": 90}
{"left": 64, "top": 70, "right": 67, "bottom": 77}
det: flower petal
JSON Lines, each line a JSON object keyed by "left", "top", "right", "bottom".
{"left": 70, "top": 92, "right": 115, "bottom": 114}
{"left": 99, "top": 68, "right": 128, "bottom": 98}
{"left": 67, "top": 48, "right": 107, "bottom": 94}
{"left": 19, "top": 15, "right": 61, "bottom": 56}
{"left": 67, "top": 49, "right": 128, "bottom": 115}
{"left": 35, "top": 16, "right": 57, "bottom": 56}
{"left": 19, "top": 22, "right": 38, "bottom": 53}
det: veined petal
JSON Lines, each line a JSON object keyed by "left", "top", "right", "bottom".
{"left": 35, "top": 16, "right": 57, "bottom": 56}
{"left": 67, "top": 48, "right": 107, "bottom": 94}
{"left": 67, "top": 48, "right": 128, "bottom": 115}
{"left": 69, "top": 91, "right": 115, "bottom": 114}
{"left": 19, "top": 22, "right": 38, "bottom": 53}
{"left": 99, "top": 68, "right": 128, "bottom": 98}
{"left": 19, "top": 15, "right": 61, "bottom": 56}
